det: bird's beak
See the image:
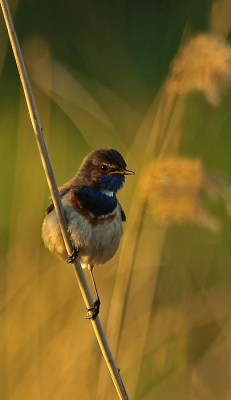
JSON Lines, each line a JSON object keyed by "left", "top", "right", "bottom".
{"left": 110, "top": 168, "right": 135, "bottom": 175}
{"left": 122, "top": 168, "right": 135, "bottom": 175}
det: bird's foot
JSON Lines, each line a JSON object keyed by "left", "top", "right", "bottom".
{"left": 84, "top": 298, "right": 101, "bottom": 320}
{"left": 67, "top": 248, "right": 79, "bottom": 264}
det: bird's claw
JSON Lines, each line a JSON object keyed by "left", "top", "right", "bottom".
{"left": 67, "top": 248, "right": 79, "bottom": 264}
{"left": 84, "top": 298, "right": 101, "bottom": 320}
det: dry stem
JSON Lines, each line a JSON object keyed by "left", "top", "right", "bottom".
{"left": 0, "top": 1, "right": 130, "bottom": 399}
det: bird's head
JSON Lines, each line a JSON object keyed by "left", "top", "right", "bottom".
{"left": 77, "top": 148, "right": 134, "bottom": 193}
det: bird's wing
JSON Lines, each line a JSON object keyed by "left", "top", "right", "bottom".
{"left": 118, "top": 201, "right": 126, "bottom": 222}
{"left": 45, "top": 187, "right": 75, "bottom": 215}
{"left": 45, "top": 190, "right": 67, "bottom": 215}
{"left": 45, "top": 176, "right": 81, "bottom": 215}
{"left": 46, "top": 201, "right": 54, "bottom": 215}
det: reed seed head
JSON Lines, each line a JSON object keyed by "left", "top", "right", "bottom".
{"left": 168, "top": 34, "right": 231, "bottom": 105}
{"left": 142, "top": 157, "right": 227, "bottom": 232}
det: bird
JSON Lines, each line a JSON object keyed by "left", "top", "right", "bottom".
{"left": 42, "top": 148, "right": 134, "bottom": 319}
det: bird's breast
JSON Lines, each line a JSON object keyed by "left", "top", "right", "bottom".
{"left": 42, "top": 189, "right": 123, "bottom": 267}
{"left": 67, "top": 191, "right": 123, "bottom": 267}
{"left": 70, "top": 191, "right": 118, "bottom": 226}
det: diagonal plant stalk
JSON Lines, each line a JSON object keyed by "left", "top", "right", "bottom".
{"left": 0, "top": 1, "right": 130, "bottom": 399}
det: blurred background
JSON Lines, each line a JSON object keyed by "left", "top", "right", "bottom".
{"left": 1, "top": 0, "right": 231, "bottom": 399}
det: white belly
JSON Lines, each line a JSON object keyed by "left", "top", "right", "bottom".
{"left": 42, "top": 200, "right": 123, "bottom": 268}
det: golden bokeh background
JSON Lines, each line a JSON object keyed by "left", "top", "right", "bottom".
{"left": 1, "top": 1, "right": 231, "bottom": 399}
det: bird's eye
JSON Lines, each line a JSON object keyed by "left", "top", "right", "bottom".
{"left": 101, "top": 164, "right": 108, "bottom": 172}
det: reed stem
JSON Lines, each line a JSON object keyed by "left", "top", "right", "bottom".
{"left": 0, "top": 1, "right": 130, "bottom": 399}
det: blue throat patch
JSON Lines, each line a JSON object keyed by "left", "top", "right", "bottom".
{"left": 99, "top": 174, "right": 125, "bottom": 193}
{"left": 78, "top": 187, "right": 117, "bottom": 216}
{"left": 78, "top": 174, "right": 124, "bottom": 216}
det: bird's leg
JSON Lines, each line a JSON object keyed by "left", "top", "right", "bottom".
{"left": 85, "top": 264, "right": 101, "bottom": 320}
{"left": 67, "top": 247, "right": 79, "bottom": 264}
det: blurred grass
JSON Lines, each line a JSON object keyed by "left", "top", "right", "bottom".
{"left": 1, "top": 1, "right": 231, "bottom": 400}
